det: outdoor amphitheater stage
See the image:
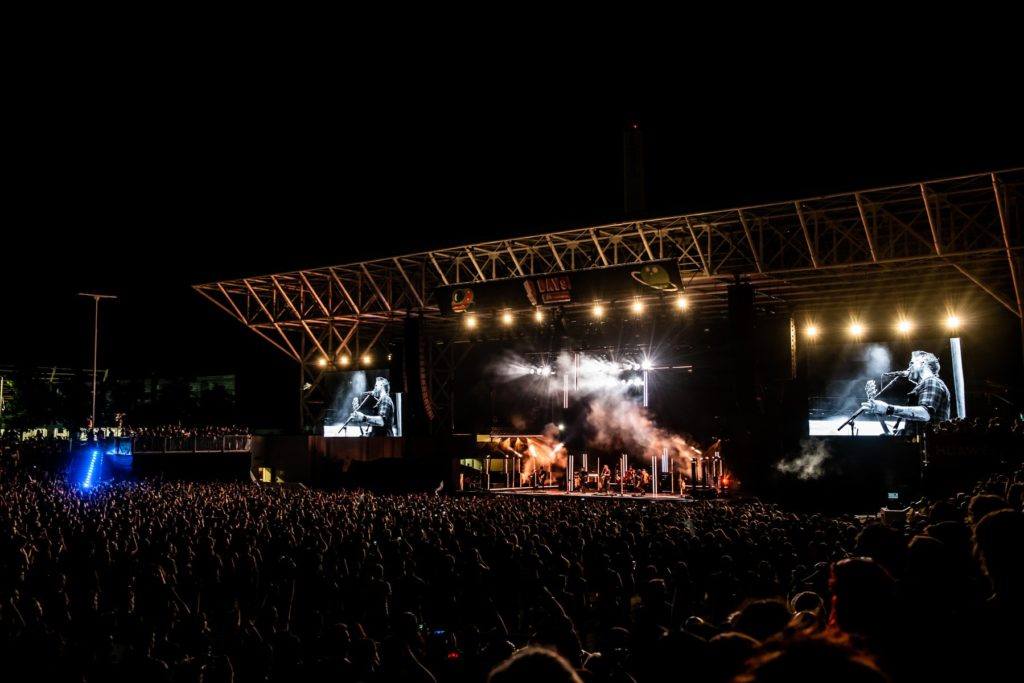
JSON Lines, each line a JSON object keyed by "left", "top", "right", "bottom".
{"left": 489, "top": 487, "right": 723, "bottom": 503}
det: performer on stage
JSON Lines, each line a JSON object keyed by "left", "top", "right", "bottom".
{"left": 350, "top": 377, "right": 397, "bottom": 436}
{"left": 861, "top": 350, "right": 950, "bottom": 433}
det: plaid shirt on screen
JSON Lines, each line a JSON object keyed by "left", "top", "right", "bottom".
{"left": 913, "top": 375, "right": 951, "bottom": 422}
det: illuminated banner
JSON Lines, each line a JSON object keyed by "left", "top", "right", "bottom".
{"left": 436, "top": 259, "right": 682, "bottom": 315}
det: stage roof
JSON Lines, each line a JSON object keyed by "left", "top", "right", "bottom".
{"left": 196, "top": 169, "right": 1023, "bottom": 367}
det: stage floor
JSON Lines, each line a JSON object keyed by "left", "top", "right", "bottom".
{"left": 490, "top": 487, "right": 716, "bottom": 503}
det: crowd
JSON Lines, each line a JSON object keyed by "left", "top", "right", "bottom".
{"left": 118, "top": 425, "right": 251, "bottom": 438}
{"left": 929, "top": 415, "right": 1024, "bottom": 436}
{"left": 0, "top": 440, "right": 1021, "bottom": 682}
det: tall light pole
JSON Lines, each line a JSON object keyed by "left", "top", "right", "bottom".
{"left": 78, "top": 293, "right": 117, "bottom": 425}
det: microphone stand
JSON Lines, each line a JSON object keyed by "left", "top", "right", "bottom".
{"left": 837, "top": 374, "right": 905, "bottom": 432}
{"left": 339, "top": 392, "right": 375, "bottom": 433}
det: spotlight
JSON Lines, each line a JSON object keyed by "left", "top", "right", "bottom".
{"left": 540, "top": 366, "right": 553, "bottom": 377}
{"left": 501, "top": 310, "right": 513, "bottom": 326}
{"left": 317, "top": 357, "right": 328, "bottom": 367}
{"left": 675, "top": 294, "right": 688, "bottom": 310}
{"left": 557, "top": 423, "right": 565, "bottom": 431}
{"left": 848, "top": 321, "right": 865, "bottom": 337}
{"left": 592, "top": 302, "right": 604, "bottom": 319}
{"left": 362, "top": 353, "right": 372, "bottom": 366}
{"left": 465, "top": 314, "right": 477, "bottom": 329}
{"left": 805, "top": 325, "right": 819, "bottom": 339}
{"left": 945, "top": 314, "right": 961, "bottom": 331}
{"left": 339, "top": 354, "right": 351, "bottom": 367}
{"left": 534, "top": 308, "right": 544, "bottom": 323}
{"left": 896, "top": 318, "right": 914, "bottom": 334}
{"left": 631, "top": 298, "right": 644, "bottom": 314}
{"left": 641, "top": 359, "right": 653, "bottom": 370}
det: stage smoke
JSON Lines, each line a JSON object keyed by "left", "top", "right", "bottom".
{"left": 585, "top": 394, "right": 698, "bottom": 467}
{"left": 864, "top": 344, "right": 892, "bottom": 377}
{"left": 776, "top": 439, "right": 831, "bottom": 480}
{"left": 489, "top": 350, "right": 699, "bottom": 472}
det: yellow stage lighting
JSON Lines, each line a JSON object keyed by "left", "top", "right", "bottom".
{"left": 849, "top": 321, "right": 864, "bottom": 337}
{"left": 465, "top": 314, "right": 477, "bottom": 329}
{"left": 805, "top": 325, "right": 819, "bottom": 339}
{"left": 534, "top": 308, "right": 544, "bottom": 323}
{"left": 945, "top": 314, "right": 961, "bottom": 330}
{"left": 896, "top": 318, "right": 914, "bottom": 334}
{"left": 675, "top": 294, "right": 688, "bottom": 310}
{"left": 631, "top": 299, "right": 644, "bottom": 314}
{"left": 592, "top": 303, "right": 604, "bottom": 319}
{"left": 502, "top": 311, "right": 513, "bottom": 326}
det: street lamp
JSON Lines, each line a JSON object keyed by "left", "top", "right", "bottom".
{"left": 78, "top": 293, "right": 117, "bottom": 425}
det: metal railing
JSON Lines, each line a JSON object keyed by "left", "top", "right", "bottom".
{"left": 129, "top": 434, "right": 252, "bottom": 454}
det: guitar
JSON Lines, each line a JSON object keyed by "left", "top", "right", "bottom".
{"left": 839, "top": 380, "right": 893, "bottom": 433}
{"left": 340, "top": 394, "right": 372, "bottom": 435}
{"left": 864, "top": 379, "right": 903, "bottom": 435}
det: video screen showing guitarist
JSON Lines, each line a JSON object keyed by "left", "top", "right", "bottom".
{"left": 861, "top": 350, "right": 951, "bottom": 435}
{"left": 350, "top": 377, "right": 397, "bottom": 437}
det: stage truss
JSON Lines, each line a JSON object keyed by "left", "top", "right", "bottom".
{"left": 196, "top": 169, "right": 1024, "bottom": 428}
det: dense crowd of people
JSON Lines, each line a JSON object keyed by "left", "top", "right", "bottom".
{"left": 929, "top": 415, "right": 1024, "bottom": 436}
{"left": 118, "top": 425, "right": 251, "bottom": 438}
{"left": 0, "top": 439, "right": 1021, "bottom": 682}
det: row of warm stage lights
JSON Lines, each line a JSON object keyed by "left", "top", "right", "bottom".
{"left": 465, "top": 295, "right": 690, "bottom": 330}
{"left": 316, "top": 352, "right": 392, "bottom": 368}
{"left": 803, "top": 314, "right": 964, "bottom": 340}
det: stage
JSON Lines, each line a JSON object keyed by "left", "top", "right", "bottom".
{"left": 490, "top": 486, "right": 721, "bottom": 503}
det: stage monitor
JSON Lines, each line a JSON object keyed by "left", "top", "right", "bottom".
{"left": 323, "top": 370, "right": 403, "bottom": 437}
{"left": 807, "top": 337, "right": 962, "bottom": 436}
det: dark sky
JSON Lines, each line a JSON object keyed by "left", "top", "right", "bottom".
{"left": 6, "top": 69, "right": 1022, "bottom": 378}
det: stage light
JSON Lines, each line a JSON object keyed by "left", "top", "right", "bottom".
{"left": 805, "top": 325, "right": 819, "bottom": 339}
{"left": 362, "top": 353, "right": 372, "bottom": 366}
{"left": 465, "top": 314, "right": 477, "bottom": 329}
{"left": 675, "top": 294, "right": 688, "bottom": 310}
{"left": 81, "top": 449, "right": 100, "bottom": 489}
{"left": 534, "top": 308, "right": 544, "bottom": 323}
{"left": 317, "top": 357, "right": 328, "bottom": 367}
{"left": 558, "top": 423, "right": 565, "bottom": 431}
{"left": 501, "top": 310, "right": 513, "bottom": 326}
{"left": 631, "top": 298, "right": 644, "bottom": 314}
{"left": 592, "top": 303, "right": 604, "bottom": 318}
{"left": 339, "top": 354, "right": 351, "bottom": 367}
{"left": 848, "top": 321, "right": 865, "bottom": 337}
{"left": 540, "top": 366, "right": 553, "bottom": 377}
{"left": 641, "top": 359, "right": 653, "bottom": 370}
{"left": 945, "top": 314, "right": 961, "bottom": 330}
{"left": 896, "top": 318, "right": 914, "bottom": 334}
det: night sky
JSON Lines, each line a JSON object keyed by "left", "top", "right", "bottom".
{"left": 6, "top": 74, "right": 1021, "bottom": 421}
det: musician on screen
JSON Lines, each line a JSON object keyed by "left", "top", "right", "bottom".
{"left": 350, "top": 377, "right": 397, "bottom": 436}
{"left": 861, "top": 350, "right": 950, "bottom": 433}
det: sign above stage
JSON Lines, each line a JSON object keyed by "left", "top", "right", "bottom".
{"left": 435, "top": 259, "right": 683, "bottom": 315}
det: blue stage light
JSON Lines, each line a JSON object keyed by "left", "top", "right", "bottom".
{"left": 81, "top": 449, "right": 101, "bottom": 489}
